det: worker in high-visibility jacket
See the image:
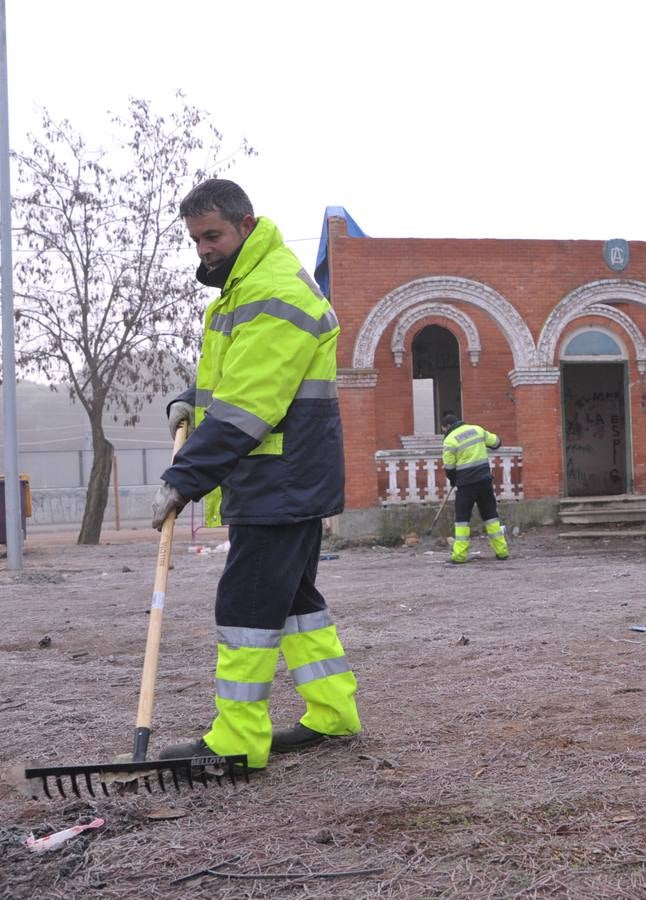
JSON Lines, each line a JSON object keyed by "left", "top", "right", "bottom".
{"left": 441, "top": 413, "right": 509, "bottom": 564}
{"left": 151, "top": 179, "right": 361, "bottom": 772}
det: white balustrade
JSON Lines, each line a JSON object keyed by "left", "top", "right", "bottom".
{"left": 405, "top": 458, "right": 420, "bottom": 502}
{"left": 375, "top": 447, "right": 523, "bottom": 505}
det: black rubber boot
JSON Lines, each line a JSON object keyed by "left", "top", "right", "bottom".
{"left": 158, "top": 737, "right": 257, "bottom": 778}
{"left": 158, "top": 737, "right": 222, "bottom": 764}
{"left": 271, "top": 723, "right": 328, "bottom": 753}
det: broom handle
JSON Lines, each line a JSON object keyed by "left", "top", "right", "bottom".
{"left": 132, "top": 421, "right": 188, "bottom": 762}
{"left": 426, "top": 485, "right": 454, "bottom": 536}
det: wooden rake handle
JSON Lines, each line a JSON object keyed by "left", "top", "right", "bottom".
{"left": 426, "top": 485, "right": 454, "bottom": 537}
{"left": 132, "top": 421, "right": 188, "bottom": 762}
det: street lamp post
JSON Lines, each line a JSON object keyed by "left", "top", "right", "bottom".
{"left": 0, "top": 0, "right": 24, "bottom": 570}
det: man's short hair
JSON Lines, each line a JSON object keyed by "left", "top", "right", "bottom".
{"left": 179, "top": 179, "right": 254, "bottom": 225}
{"left": 441, "top": 413, "right": 459, "bottom": 428}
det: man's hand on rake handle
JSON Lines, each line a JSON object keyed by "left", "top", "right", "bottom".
{"left": 167, "top": 400, "right": 195, "bottom": 437}
{"left": 152, "top": 481, "right": 187, "bottom": 531}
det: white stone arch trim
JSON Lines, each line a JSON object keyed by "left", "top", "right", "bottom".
{"left": 352, "top": 276, "right": 536, "bottom": 370}
{"left": 557, "top": 307, "right": 646, "bottom": 373}
{"left": 390, "top": 302, "right": 482, "bottom": 367}
{"left": 537, "top": 278, "right": 646, "bottom": 367}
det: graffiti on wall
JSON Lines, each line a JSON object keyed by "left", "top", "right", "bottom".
{"left": 563, "top": 366, "right": 626, "bottom": 496}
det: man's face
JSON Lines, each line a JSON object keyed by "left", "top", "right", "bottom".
{"left": 185, "top": 210, "right": 255, "bottom": 271}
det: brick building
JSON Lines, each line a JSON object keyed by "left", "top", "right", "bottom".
{"left": 317, "top": 212, "right": 646, "bottom": 522}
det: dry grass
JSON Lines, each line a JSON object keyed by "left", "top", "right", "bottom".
{"left": 1, "top": 525, "right": 645, "bottom": 898}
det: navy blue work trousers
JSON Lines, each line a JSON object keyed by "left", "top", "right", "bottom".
{"left": 454, "top": 478, "right": 499, "bottom": 523}
{"left": 215, "top": 519, "right": 327, "bottom": 630}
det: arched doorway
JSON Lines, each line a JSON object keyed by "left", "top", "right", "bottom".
{"left": 412, "top": 325, "right": 462, "bottom": 434}
{"left": 561, "top": 328, "right": 631, "bottom": 496}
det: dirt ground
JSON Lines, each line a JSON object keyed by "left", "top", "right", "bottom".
{"left": 1, "top": 521, "right": 645, "bottom": 899}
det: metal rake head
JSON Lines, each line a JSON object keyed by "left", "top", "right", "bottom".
{"left": 22, "top": 755, "right": 249, "bottom": 800}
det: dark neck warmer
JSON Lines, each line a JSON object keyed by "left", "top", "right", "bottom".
{"left": 196, "top": 242, "right": 244, "bottom": 289}
{"left": 444, "top": 420, "right": 464, "bottom": 436}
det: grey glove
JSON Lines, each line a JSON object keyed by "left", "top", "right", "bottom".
{"left": 152, "top": 482, "right": 187, "bottom": 531}
{"left": 167, "top": 401, "right": 195, "bottom": 438}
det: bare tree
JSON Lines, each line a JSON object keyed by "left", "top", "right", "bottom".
{"left": 11, "top": 93, "right": 256, "bottom": 544}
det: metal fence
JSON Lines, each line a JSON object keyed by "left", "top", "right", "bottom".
{"left": 19, "top": 447, "right": 173, "bottom": 489}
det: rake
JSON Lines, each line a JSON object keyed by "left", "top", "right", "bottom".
{"left": 20, "top": 423, "right": 248, "bottom": 800}
{"left": 425, "top": 485, "right": 454, "bottom": 537}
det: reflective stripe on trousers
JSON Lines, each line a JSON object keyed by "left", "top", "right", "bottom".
{"left": 203, "top": 636, "right": 280, "bottom": 770}
{"left": 281, "top": 615, "right": 360, "bottom": 737}
{"left": 484, "top": 518, "right": 509, "bottom": 558}
{"left": 203, "top": 615, "right": 360, "bottom": 768}
{"left": 452, "top": 522, "right": 470, "bottom": 563}
{"left": 203, "top": 522, "right": 361, "bottom": 767}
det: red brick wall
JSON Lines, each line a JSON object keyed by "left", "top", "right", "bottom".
{"left": 338, "top": 381, "right": 378, "bottom": 509}
{"left": 632, "top": 372, "right": 646, "bottom": 489}
{"left": 514, "top": 382, "right": 563, "bottom": 496}
{"left": 328, "top": 219, "right": 646, "bottom": 505}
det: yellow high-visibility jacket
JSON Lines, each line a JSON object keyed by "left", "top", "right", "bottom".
{"left": 442, "top": 421, "right": 501, "bottom": 487}
{"left": 162, "top": 217, "right": 344, "bottom": 525}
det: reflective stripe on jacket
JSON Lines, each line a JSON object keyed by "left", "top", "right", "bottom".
{"left": 162, "top": 216, "right": 344, "bottom": 525}
{"left": 442, "top": 422, "right": 501, "bottom": 487}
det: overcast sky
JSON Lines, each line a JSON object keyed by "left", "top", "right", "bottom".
{"left": 4, "top": 0, "right": 646, "bottom": 275}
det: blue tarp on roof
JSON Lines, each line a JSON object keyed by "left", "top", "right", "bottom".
{"left": 314, "top": 206, "right": 367, "bottom": 298}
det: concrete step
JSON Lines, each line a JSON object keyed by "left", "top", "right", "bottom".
{"left": 559, "top": 529, "right": 646, "bottom": 539}
{"left": 560, "top": 510, "right": 646, "bottom": 525}
{"left": 400, "top": 434, "right": 444, "bottom": 450}
{"left": 559, "top": 493, "right": 646, "bottom": 525}
{"left": 559, "top": 493, "right": 645, "bottom": 506}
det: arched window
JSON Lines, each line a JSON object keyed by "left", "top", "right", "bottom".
{"left": 411, "top": 325, "right": 461, "bottom": 433}
{"left": 562, "top": 328, "right": 623, "bottom": 358}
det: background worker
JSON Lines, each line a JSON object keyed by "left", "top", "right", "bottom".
{"left": 151, "top": 179, "right": 361, "bottom": 772}
{"left": 441, "top": 412, "right": 509, "bottom": 564}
